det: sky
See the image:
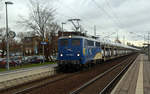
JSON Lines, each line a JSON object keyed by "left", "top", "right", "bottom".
{"left": 0, "top": 0, "right": 150, "bottom": 46}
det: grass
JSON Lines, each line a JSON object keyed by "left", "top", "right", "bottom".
{"left": 0, "top": 68, "right": 6, "bottom": 72}
{"left": 0, "top": 62, "right": 56, "bottom": 72}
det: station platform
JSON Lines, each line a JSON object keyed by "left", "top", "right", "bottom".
{"left": 111, "top": 54, "right": 149, "bottom": 94}
{"left": 0, "top": 64, "right": 57, "bottom": 90}
{"left": 0, "top": 64, "right": 57, "bottom": 75}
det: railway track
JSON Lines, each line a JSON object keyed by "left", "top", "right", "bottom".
{"left": 70, "top": 54, "right": 138, "bottom": 94}
{"left": 0, "top": 72, "right": 78, "bottom": 94}
{"left": 13, "top": 73, "right": 77, "bottom": 94}
{"left": 1, "top": 54, "right": 138, "bottom": 94}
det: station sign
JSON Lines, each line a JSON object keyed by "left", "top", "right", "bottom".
{"left": 9, "top": 31, "right": 16, "bottom": 38}
{"left": 41, "top": 41, "right": 47, "bottom": 45}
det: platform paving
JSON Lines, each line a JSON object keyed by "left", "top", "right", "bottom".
{"left": 0, "top": 64, "right": 57, "bottom": 75}
{"left": 0, "top": 64, "right": 57, "bottom": 90}
{"left": 111, "top": 54, "right": 149, "bottom": 94}
{"left": 143, "top": 55, "right": 150, "bottom": 94}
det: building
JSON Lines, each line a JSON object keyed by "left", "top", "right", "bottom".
{"left": 23, "top": 31, "right": 84, "bottom": 56}
{"left": 23, "top": 36, "right": 40, "bottom": 55}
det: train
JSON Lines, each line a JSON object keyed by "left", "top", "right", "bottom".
{"left": 57, "top": 35, "right": 139, "bottom": 71}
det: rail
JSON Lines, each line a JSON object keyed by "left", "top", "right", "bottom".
{"left": 99, "top": 55, "right": 137, "bottom": 94}
{"left": 70, "top": 55, "right": 137, "bottom": 94}
{"left": 13, "top": 68, "right": 58, "bottom": 94}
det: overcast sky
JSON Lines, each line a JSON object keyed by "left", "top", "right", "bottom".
{"left": 0, "top": 0, "right": 150, "bottom": 46}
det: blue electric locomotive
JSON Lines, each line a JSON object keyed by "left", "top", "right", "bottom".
{"left": 58, "top": 36, "right": 102, "bottom": 69}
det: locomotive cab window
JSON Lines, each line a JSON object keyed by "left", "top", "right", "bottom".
{"left": 84, "top": 39, "right": 94, "bottom": 47}
{"left": 60, "top": 39, "right": 68, "bottom": 46}
{"left": 71, "top": 39, "right": 80, "bottom": 46}
{"left": 96, "top": 42, "right": 100, "bottom": 47}
{"left": 88, "top": 40, "right": 94, "bottom": 46}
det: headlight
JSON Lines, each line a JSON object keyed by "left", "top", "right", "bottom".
{"left": 60, "top": 54, "right": 63, "bottom": 57}
{"left": 77, "top": 53, "right": 80, "bottom": 56}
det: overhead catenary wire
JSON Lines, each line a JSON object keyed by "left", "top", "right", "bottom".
{"left": 105, "top": 0, "right": 123, "bottom": 29}
{"left": 91, "top": 0, "right": 121, "bottom": 31}
{"left": 55, "top": 0, "right": 143, "bottom": 46}
{"left": 91, "top": 0, "right": 141, "bottom": 44}
{"left": 55, "top": 1, "right": 91, "bottom": 24}
{"left": 55, "top": 0, "right": 108, "bottom": 34}
{"left": 55, "top": 0, "right": 123, "bottom": 38}
{"left": 91, "top": 0, "right": 144, "bottom": 44}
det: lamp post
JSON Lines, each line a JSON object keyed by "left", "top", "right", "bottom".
{"left": 5, "top": 1, "right": 13, "bottom": 70}
{"left": 42, "top": 33, "right": 45, "bottom": 63}
{"left": 148, "top": 32, "right": 150, "bottom": 61}
{"left": 61, "top": 22, "right": 66, "bottom": 36}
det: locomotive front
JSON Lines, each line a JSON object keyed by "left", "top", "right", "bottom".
{"left": 58, "top": 36, "right": 84, "bottom": 66}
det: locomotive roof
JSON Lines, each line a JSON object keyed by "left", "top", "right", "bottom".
{"left": 59, "top": 36, "right": 140, "bottom": 51}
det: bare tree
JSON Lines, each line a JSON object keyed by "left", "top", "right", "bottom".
{"left": 18, "top": 0, "right": 60, "bottom": 60}
{"left": 17, "top": 31, "right": 36, "bottom": 43}
{"left": 45, "top": 22, "right": 60, "bottom": 40}
{"left": 0, "top": 27, "right": 21, "bottom": 57}
{"left": 45, "top": 22, "right": 61, "bottom": 61}
{"left": 0, "top": 27, "right": 6, "bottom": 57}
{"left": 18, "top": 0, "right": 55, "bottom": 38}
{"left": 9, "top": 38, "right": 22, "bottom": 55}
{"left": 17, "top": 32, "right": 26, "bottom": 43}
